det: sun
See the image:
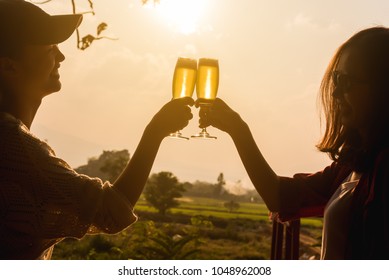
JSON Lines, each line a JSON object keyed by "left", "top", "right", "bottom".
{"left": 148, "top": 0, "right": 206, "bottom": 35}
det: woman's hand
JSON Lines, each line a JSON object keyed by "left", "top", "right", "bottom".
{"left": 197, "top": 97, "right": 280, "bottom": 210}
{"left": 197, "top": 98, "right": 246, "bottom": 136}
{"left": 148, "top": 97, "right": 194, "bottom": 139}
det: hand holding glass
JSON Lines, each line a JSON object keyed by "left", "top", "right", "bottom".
{"left": 192, "top": 58, "right": 219, "bottom": 139}
{"left": 169, "top": 57, "right": 197, "bottom": 140}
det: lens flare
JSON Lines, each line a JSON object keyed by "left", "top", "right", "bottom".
{"left": 153, "top": 0, "right": 206, "bottom": 35}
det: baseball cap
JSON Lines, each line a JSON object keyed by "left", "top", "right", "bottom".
{"left": 0, "top": 0, "right": 82, "bottom": 54}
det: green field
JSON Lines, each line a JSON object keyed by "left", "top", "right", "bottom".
{"left": 52, "top": 195, "right": 323, "bottom": 260}
{"left": 135, "top": 196, "right": 323, "bottom": 228}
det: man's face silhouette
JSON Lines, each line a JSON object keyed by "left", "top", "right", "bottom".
{"left": 12, "top": 44, "right": 65, "bottom": 99}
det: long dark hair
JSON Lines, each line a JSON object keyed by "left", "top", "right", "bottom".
{"left": 317, "top": 27, "right": 389, "bottom": 172}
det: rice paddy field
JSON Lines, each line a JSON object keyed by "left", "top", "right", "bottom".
{"left": 135, "top": 196, "right": 323, "bottom": 228}
{"left": 52, "top": 195, "right": 323, "bottom": 260}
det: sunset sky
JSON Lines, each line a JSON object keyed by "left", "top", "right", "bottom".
{"left": 32, "top": 0, "right": 389, "bottom": 192}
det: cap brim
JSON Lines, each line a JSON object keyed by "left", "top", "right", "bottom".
{"left": 32, "top": 14, "right": 83, "bottom": 45}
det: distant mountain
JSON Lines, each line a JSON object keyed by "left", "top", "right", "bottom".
{"left": 31, "top": 124, "right": 105, "bottom": 168}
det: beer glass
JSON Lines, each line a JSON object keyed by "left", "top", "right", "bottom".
{"left": 192, "top": 58, "right": 219, "bottom": 139}
{"left": 169, "top": 57, "right": 197, "bottom": 139}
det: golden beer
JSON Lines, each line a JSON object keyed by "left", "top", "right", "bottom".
{"left": 169, "top": 57, "right": 197, "bottom": 140}
{"left": 192, "top": 58, "right": 219, "bottom": 139}
{"left": 196, "top": 58, "right": 219, "bottom": 104}
{"left": 172, "top": 58, "right": 197, "bottom": 99}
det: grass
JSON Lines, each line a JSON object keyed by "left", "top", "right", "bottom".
{"left": 52, "top": 195, "right": 323, "bottom": 260}
{"left": 135, "top": 196, "right": 323, "bottom": 228}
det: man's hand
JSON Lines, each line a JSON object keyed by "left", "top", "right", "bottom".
{"left": 148, "top": 97, "right": 194, "bottom": 139}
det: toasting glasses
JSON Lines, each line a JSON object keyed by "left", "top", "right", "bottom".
{"left": 191, "top": 58, "right": 219, "bottom": 139}
{"left": 169, "top": 57, "right": 197, "bottom": 140}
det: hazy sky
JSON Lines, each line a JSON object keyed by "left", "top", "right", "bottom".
{"left": 32, "top": 0, "right": 389, "bottom": 191}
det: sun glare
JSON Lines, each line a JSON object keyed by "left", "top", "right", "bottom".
{"left": 146, "top": 0, "right": 206, "bottom": 35}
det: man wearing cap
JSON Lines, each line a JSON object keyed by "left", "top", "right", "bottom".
{"left": 0, "top": 0, "right": 194, "bottom": 259}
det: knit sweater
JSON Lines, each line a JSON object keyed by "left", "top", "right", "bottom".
{"left": 0, "top": 112, "right": 137, "bottom": 259}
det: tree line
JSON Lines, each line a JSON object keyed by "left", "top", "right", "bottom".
{"left": 75, "top": 150, "right": 263, "bottom": 215}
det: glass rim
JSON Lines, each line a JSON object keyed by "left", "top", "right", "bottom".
{"left": 198, "top": 57, "right": 219, "bottom": 66}
{"left": 176, "top": 57, "right": 197, "bottom": 69}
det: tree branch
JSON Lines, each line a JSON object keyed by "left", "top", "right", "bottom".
{"left": 70, "top": 0, "right": 81, "bottom": 49}
{"left": 34, "top": 0, "right": 161, "bottom": 50}
{"left": 87, "top": 0, "right": 95, "bottom": 15}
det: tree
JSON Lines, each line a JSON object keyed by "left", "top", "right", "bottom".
{"left": 99, "top": 150, "right": 130, "bottom": 182}
{"left": 144, "top": 172, "right": 185, "bottom": 215}
{"left": 214, "top": 172, "right": 226, "bottom": 196}
{"left": 224, "top": 200, "right": 240, "bottom": 213}
{"left": 76, "top": 149, "right": 130, "bottom": 182}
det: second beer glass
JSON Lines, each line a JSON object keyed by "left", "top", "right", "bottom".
{"left": 192, "top": 58, "right": 219, "bottom": 139}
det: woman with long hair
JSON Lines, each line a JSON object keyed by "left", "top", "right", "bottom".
{"left": 200, "top": 27, "right": 389, "bottom": 259}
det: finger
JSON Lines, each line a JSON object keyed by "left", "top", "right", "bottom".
{"left": 201, "top": 117, "right": 225, "bottom": 131}
{"left": 184, "top": 105, "right": 192, "bottom": 114}
{"left": 199, "top": 116, "right": 211, "bottom": 128}
{"left": 199, "top": 108, "right": 208, "bottom": 118}
{"left": 176, "top": 97, "right": 195, "bottom": 106}
{"left": 199, "top": 120, "right": 211, "bottom": 129}
{"left": 175, "top": 106, "right": 193, "bottom": 121}
{"left": 212, "top": 98, "right": 228, "bottom": 109}
{"left": 176, "top": 120, "right": 190, "bottom": 131}
{"left": 177, "top": 106, "right": 193, "bottom": 120}
{"left": 184, "top": 111, "right": 193, "bottom": 121}
{"left": 168, "top": 98, "right": 193, "bottom": 109}
{"left": 194, "top": 99, "right": 201, "bottom": 108}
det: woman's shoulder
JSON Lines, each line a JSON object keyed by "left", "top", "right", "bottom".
{"left": 377, "top": 147, "right": 389, "bottom": 159}
{"left": 374, "top": 148, "right": 389, "bottom": 172}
